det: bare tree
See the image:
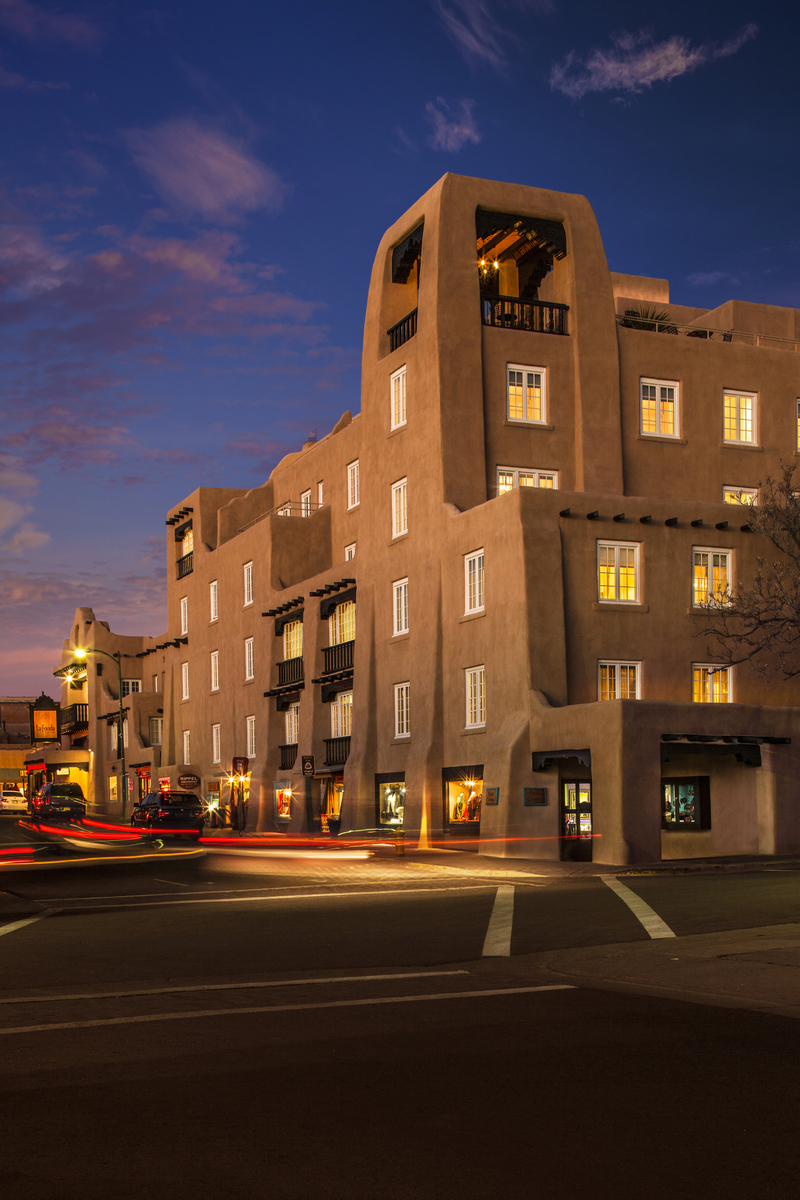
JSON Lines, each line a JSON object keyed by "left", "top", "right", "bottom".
{"left": 693, "top": 463, "right": 800, "bottom": 679}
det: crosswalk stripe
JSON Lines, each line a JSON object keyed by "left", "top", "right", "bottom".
{"left": 602, "top": 876, "right": 676, "bottom": 939}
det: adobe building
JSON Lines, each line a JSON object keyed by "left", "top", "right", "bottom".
{"left": 54, "top": 173, "right": 800, "bottom": 863}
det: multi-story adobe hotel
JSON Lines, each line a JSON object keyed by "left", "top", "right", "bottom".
{"left": 54, "top": 173, "right": 800, "bottom": 865}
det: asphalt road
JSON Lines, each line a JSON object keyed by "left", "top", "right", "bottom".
{"left": 2, "top": 821, "right": 800, "bottom": 1199}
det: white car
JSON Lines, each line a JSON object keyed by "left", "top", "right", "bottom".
{"left": 0, "top": 789, "right": 27, "bottom": 813}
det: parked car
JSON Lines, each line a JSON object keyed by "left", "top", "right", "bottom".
{"left": 0, "top": 788, "right": 27, "bottom": 813}
{"left": 130, "top": 791, "right": 205, "bottom": 838}
{"left": 30, "top": 782, "right": 86, "bottom": 820}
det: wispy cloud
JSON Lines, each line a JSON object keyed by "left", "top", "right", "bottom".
{"left": 550, "top": 24, "right": 758, "bottom": 100}
{"left": 0, "top": 451, "right": 49, "bottom": 556}
{"left": 425, "top": 97, "right": 481, "bottom": 152}
{"left": 0, "top": 62, "right": 68, "bottom": 90}
{"left": 686, "top": 270, "right": 740, "bottom": 288}
{"left": 433, "top": 0, "right": 554, "bottom": 70}
{"left": 0, "top": 0, "right": 102, "bottom": 49}
{"left": 124, "top": 119, "right": 287, "bottom": 222}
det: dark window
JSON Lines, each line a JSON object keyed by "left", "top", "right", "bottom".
{"left": 662, "top": 777, "right": 711, "bottom": 831}
{"left": 161, "top": 793, "right": 201, "bottom": 807}
{"left": 48, "top": 784, "right": 84, "bottom": 799}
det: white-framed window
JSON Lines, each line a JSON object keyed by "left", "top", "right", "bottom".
{"left": 285, "top": 702, "right": 299, "bottom": 746}
{"left": 394, "top": 682, "right": 410, "bottom": 738}
{"left": 182, "top": 729, "right": 191, "bottom": 764}
{"left": 243, "top": 562, "right": 253, "bottom": 606}
{"left": 246, "top": 715, "right": 256, "bottom": 758}
{"left": 390, "top": 365, "right": 407, "bottom": 430}
{"left": 330, "top": 599, "right": 355, "bottom": 646}
{"left": 283, "top": 620, "right": 303, "bottom": 661}
{"left": 181, "top": 662, "right": 189, "bottom": 700}
{"left": 692, "top": 548, "right": 731, "bottom": 607}
{"left": 210, "top": 579, "right": 218, "bottom": 622}
{"left": 640, "top": 378, "right": 679, "bottom": 438}
{"left": 180, "top": 596, "right": 188, "bottom": 636}
{"left": 497, "top": 467, "right": 557, "bottom": 494}
{"left": 507, "top": 365, "right": 546, "bottom": 424}
{"left": 301, "top": 489, "right": 312, "bottom": 517}
{"left": 597, "top": 542, "right": 640, "bottom": 604}
{"left": 149, "top": 716, "right": 163, "bottom": 746}
{"left": 211, "top": 650, "right": 219, "bottom": 692}
{"left": 181, "top": 527, "right": 194, "bottom": 555}
{"left": 344, "top": 542, "right": 356, "bottom": 561}
{"left": 598, "top": 661, "right": 640, "bottom": 700}
{"left": 723, "top": 486, "right": 758, "bottom": 506}
{"left": 331, "top": 691, "right": 353, "bottom": 738}
{"left": 120, "top": 679, "right": 141, "bottom": 698}
{"left": 393, "top": 578, "right": 409, "bottom": 635}
{"left": 465, "top": 550, "right": 484, "bottom": 614}
{"left": 317, "top": 480, "right": 325, "bottom": 506}
{"left": 212, "top": 723, "right": 221, "bottom": 763}
{"left": 276, "top": 502, "right": 291, "bottom": 516}
{"left": 723, "top": 390, "right": 756, "bottom": 444}
{"left": 245, "top": 637, "right": 255, "bottom": 680}
{"left": 465, "top": 666, "right": 486, "bottom": 728}
{"left": 347, "top": 460, "right": 360, "bottom": 509}
{"left": 152, "top": 674, "right": 159, "bottom": 692}
{"left": 392, "top": 477, "right": 408, "bottom": 538}
{"left": 693, "top": 664, "right": 731, "bottom": 703}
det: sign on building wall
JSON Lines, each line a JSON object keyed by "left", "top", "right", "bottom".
{"left": 33, "top": 709, "right": 58, "bottom": 740}
{"left": 301, "top": 755, "right": 315, "bottom": 777}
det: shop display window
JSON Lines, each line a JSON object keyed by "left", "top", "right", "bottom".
{"left": 275, "top": 783, "right": 292, "bottom": 820}
{"left": 378, "top": 781, "right": 405, "bottom": 826}
{"left": 445, "top": 776, "right": 483, "bottom": 825}
{"left": 661, "top": 777, "right": 711, "bottom": 831}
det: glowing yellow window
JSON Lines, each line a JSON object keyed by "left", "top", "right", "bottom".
{"left": 693, "top": 550, "right": 730, "bottom": 607}
{"left": 598, "top": 542, "right": 639, "bottom": 603}
{"left": 283, "top": 620, "right": 303, "bottom": 661}
{"left": 599, "top": 662, "right": 639, "bottom": 700}
{"left": 507, "top": 366, "right": 545, "bottom": 423}
{"left": 693, "top": 665, "right": 730, "bottom": 703}
{"left": 724, "top": 391, "right": 755, "bottom": 443}
{"left": 641, "top": 380, "right": 677, "bottom": 437}
{"left": 498, "top": 472, "right": 514, "bottom": 494}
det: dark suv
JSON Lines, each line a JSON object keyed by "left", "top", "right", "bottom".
{"left": 31, "top": 782, "right": 87, "bottom": 821}
{"left": 130, "top": 791, "right": 205, "bottom": 839}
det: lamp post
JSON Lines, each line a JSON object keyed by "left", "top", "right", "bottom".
{"left": 72, "top": 648, "right": 130, "bottom": 819}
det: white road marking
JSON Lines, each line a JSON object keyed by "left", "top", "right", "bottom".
{"left": 0, "top": 970, "right": 470, "bottom": 1006}
{"left": 153, "top": 879, "right": 189, "bottom": 886}
{"left": 0, "top": 985, "right": 577, "bottom": 1035}
{"left": 482, "top": 885, "right": 515, "bottom": 956}
{"left": 46, "top": 884, "right": 496, "bottom": 913}
{"left": 602, "top": 876, "right": 676, "bottom": 939}
{"left": 0, "top": 909, "right": 56, "bottom": 939}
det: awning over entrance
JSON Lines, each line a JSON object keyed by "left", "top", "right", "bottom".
{"left": 660, "top": 734, "right": 790, "bottom": 768}
{"left": 533, "top": 749, "right": 591, "bottom": 771}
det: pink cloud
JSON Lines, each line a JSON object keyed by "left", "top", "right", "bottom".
{"left": 0, "top": 0, "right": 102, "bottom": 49}
{"left": 0, "top": 61, "right": 69, "bottom": 90}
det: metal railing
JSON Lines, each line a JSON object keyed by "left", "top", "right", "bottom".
{"left": 615, "top": 313, "right": 800, "bottom": 350}
{"left": 238, "top": 500, "right": 323, "bottom": 533}
{"left": 323, "top": 641, "right": 354, "bottom": 674}
{"left": 277, "top": 657, "right": 304, "bottom": 687}
{"left": 481, "top": 295, "right": 568, "bottom": 335}
{"left": 324, "top": 736, "right": 350, "bottom": 767}
{"left": 60, "top": 703, "right": 88, "bottom": 734}
{"left": 388, "top": 308, "right": 417, "bottom": 352}
{"left": 176, "top": 552, "right": 193, "bottom": 578}
{"left": 279, "top": 744, "right": 298, "bottom": 770}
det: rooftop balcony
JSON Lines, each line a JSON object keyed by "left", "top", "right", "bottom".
{"left": 60, "top": 703, "right": 88, "bottom": 735}
{"left": 481, "top": 295, "right": 568, "bottom": 335}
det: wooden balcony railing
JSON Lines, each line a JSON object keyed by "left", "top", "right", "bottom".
{"left": 279, "top": 744, "right": 298, "bottom": 771}
{"left": 323, "top": 736, "right": 350, "bottom": 767}
{"left": 322, "top": 641, "right": 354, "bottom": 675}
{"left": 481, "top": 295, "right": 568, "bottom": 335}
{"left": 59, "top": 703, "right": 88, "bottom": 734}
{"left": 388, "top": 308, "right": 417, "bottom": 352}
{"left": 176, "top": 552, "right": 193, "bottom": 578}
{"left": 277, "top": 657, "right": 304, "bottom": 687}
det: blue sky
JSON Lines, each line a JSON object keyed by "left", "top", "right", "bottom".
{"left": 1, "top": 0, "right": 791, "bottom": 695}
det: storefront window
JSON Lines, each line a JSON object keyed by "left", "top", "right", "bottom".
{"left": 446, "top": 777, "right": 483, "bottom": 825}
{"left": 378, "top": 781, "right": 405, "bottom": 826}
{"left": 275, "top": 784, "right": 292, "bottom": 819}
{"left": 662, "top": 777, "right": 710, "bottom": 831}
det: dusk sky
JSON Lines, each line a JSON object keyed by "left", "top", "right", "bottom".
{"left": 1, "top": 0, "right": 792, "bottom": 698}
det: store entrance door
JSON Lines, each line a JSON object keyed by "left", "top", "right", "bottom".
{"left": 560, "top": 781, "right": 593, "bottom": 861}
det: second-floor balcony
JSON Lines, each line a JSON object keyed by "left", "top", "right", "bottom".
{"left": 324, "top": 736, "right": 350, "bottom": 767}
{"left": 277, "top": 657, "right": 304, "bottom": 687}
{"left": 388, "top": 308, "right": 417, "bottom": 352}
{"left": 177, "top": 552, "right": 193, "bottom": 579}
{"left": 322, "top": 641, "right": 354, "bottom": 675}
{"left": 481, "top": 295, "right": 568, "bottom": 335}
{"left": 279, "top": 744, "right": 298, "bottom": 771}
{"left": 60, "top": 703, "right": 88, "bottom": 734}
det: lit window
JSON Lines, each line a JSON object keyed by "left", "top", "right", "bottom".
{"left": 244, "top": 562, "right": 253, "bottom": 606}
{"left": 393, "top": 578, "right": 409, "bottom": 635}
{"left": 466, "top": 666, "right": 486, "bottom": 728}
{"left": 285, "top": 703, "right": 299, "bottom": 746}
{"left": 693, "top": 548, "right": 731, "bottom": 607}
{"left": 246, "top": 715, "right": 256, "bottom": 758}
{"left": 640, "top": 378, "right": 679, "bottom": 437}
{"left": 394, "top": 682, "right": 410, "bottom": 738}
{"left": 465, "top": 550, "right": 484, "bottom": 614}
{"left": 497, "top": 467, "right": 557, "bottom": 494}
{"left": 212, "top": 723, "right": 221, "bottom": 763}
{"left": 180, "top": 596, "right": 188, "bottom": 635}
{"left": 318, "top": 481, "right": 325, "bottom": 506}
{"left": 507, "top": 365, "right": 546, "bottom": 424}
{"left": 347, "top": 460, "right": 360, "bottom": 509}
{"left": 662, "top": 778, "right": 710, "bottom": 831}
{"left": 598, "top": 661, "right": 640, "bottom": 700}
{"left": 391, "top": 365, "right": 407, "bottom": 430}
{"left": 301, "top": 489, "right": 312, "bottom": 517}
{"left": 344, "top": 542, "right": 356, "bottom": 561}
{"left": 210, "top": 579, "right": 218, "bottom": 622}
{"left": 392, "top": 478, "right": 408, "bottom": 537}
{"left": 330, "top": 599, "right": 355, "bottom": 646}
{"left": 181, "top": 662, "right": 189, "bottom": 700}
{"left": 283, "top": 620, "right": 303, "bottom": 661}
{"left": 693, "top": 665, "right": 731, "bottom": 703}
{"left": 182, "top": 729, "right": 191, "bottom": 764}
{"left": 121, "top": 679, "right": 141, "bottom": 698}
{"left": 331, "top": 691, "right": 353, "bottom": 738}
{"left": 149, "top": 716, "right": 163, "bottom": 746}
{"left": 723, "top": 487, "right": 758, "bottom": 506}
{"left": 723, "top": 390, "right": 756, "bottom": 444}
{"left": 181, "top": 528, "right": 194, "bottom": 555}
{"left": 211, "top": 651, "right": 219, "bottom": 692}
{"left": 597, "top": 542, "right": 640, "bottom": 603}
{"left": 245, "top": 637, "right": 255, "bottom": 681}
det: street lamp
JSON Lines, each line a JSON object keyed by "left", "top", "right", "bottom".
{"left": 73, "top": 647, "right": 131, "bottom": 819}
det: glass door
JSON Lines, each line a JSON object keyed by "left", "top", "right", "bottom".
{"left": 561, "top": 781, "right": 593, "bottom": 861}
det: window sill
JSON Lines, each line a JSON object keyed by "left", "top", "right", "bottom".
{"left": 504, "top": 420, "right": 553, "bottom": 431}
{"left": 209, "top": 618, "right": 218, "bottom": 625}
{"left": 391, "top": 736, "right": 411, "bottom": 745}
{"left": 592, "top": 603, "right": 649, "bottom": 613}
{"left": 390, "top": 632, "right": 410, "bottom": 643}
{"left": 387, "top": 425, "right": 407, "bottom": 439}
{"left": 637, "top": 434, "right": 686, "bottom": 445}
{"left": 687, "top": 605, "right": 732, "bottom": 615}
{"left": 347, "top": 505, "right": 360, "bottom": 512}
{"left": 390, "top": 532, "right": 409, "bottom": 545}
{"left": 459, "top": 610, "right": 485, "bottom": 623}
{"left": 244, "top": 602, "right": 254, "bottom": 609}
{"left": 462, "top": 726, "right": 486, "bottom": 735}
{"left": 721, "top": 441, "right": 762, "bottom": 451}
{"left": 243, "top": 678, "right": 256, "bottom": 686}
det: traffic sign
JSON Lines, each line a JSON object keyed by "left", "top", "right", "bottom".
{"left": 301, "top": 755, "right": 315, "bottom": 777}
